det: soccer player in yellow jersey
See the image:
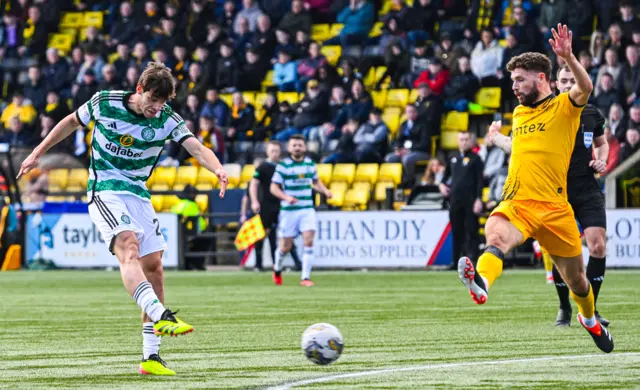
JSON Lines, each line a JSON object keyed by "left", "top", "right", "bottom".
{"left": 457, "top": 25, "right": 613, "bottom": 353}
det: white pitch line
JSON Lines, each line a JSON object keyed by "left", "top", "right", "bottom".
{"left": 266, "top": 352, "right": 640, "bottom": 390}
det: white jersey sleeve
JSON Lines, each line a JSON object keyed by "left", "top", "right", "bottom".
{"left": 76, "top": 92, "right": 100, "bottom": 126}
{"left": 272, "top": 164, "right": 285, "bottom": 185}
{"left": 165, "top": 112, "right": 193, "bottom": 144}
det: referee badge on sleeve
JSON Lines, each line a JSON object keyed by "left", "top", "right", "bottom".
{"left": 584, "top": 131, "right": 593, "bottom": 148}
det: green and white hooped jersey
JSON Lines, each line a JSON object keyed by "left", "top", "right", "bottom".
{"left": 76, "top": 90, "right": 193, "bottom": 202}
{"left": 271, "top": 156, "right": 318, "bottom": 211}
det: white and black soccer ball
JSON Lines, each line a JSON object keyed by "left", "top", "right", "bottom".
{"left": 301, "top": 323, "right": 344, "bottom": 365}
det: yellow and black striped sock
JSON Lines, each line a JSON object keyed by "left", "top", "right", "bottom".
{"left": 571, "top": 284, "right": 595, "bottom": 320}
{"left": 476, "top": 247, "right": 504, "bottom": 289}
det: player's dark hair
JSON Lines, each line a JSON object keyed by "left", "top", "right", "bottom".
{"left": 289, "top": 134, "right": 306, "bottom": 143}
{"left": 506, "top": 52, "right": 552, "bottom": 81}
{"left": 137, "top": 62, "right": 176, "bottom": 101}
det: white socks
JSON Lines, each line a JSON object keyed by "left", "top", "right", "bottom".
{"left": 142, "top": 322, "right": 161, "bottom": 359}
{"left": 582, "top": 315, "right": 597, "bottom": 328}
{"left": 301, "top": 247, "right": 313, "bottom": 280}
{"left": 274, "top": 250, "right": 287, "bottom": 273}
{"left": 133, "top": 281, "right": 166, "bottom": 322}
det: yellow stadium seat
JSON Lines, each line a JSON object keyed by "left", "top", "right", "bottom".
{"left": 67, "top": 168, "right": 88, "bottom": 189}
{"left": 223, "top": 163, "right": 242, "bottom": 187}
{"left": 311, "top": 24, "right": 331, "bottom": 41}
{"left": 482, "top": 187, "right": 490, "bottom": 203}
{"left": 65, "top": 185, "right": 84, "bottom": 193}
{"left": 343, "top": 188, "right": 370, "bottom": 210}
{"left": 46, "top": 196, "right": 68, "bottom": 202}
{"left": 262, "top": 70, "right": 274, "bottom": 88}
{"left": 196, "top": 183, "right": 213, "bottom": 191}
{"left": 151, "top": 195, "right": 164, "bottom": 212}
{"left": 150, "top": 183, "right": 169, "bottom": 192}
{"left": 242, "top": 92, "right": 256, "bottom": 106}
{"left": 375, "top": 181, "right": 394, "bottom": 202}
{"left": 162, "top": 195, "right": 180, "bottom": 212}
{"left": 173, "top": 183, "right": 185, "bottom": 192}
{"left": 369, "top": 22, "right": 384, "bottom": 37}
{"left": 48, "top": 34, "right": 73, "bottom": 53}
{"left": 153, "top": 166, "right": 177, "bottom": 187}
{"left": 60, "top": 12, "right": 83, "bottom": 28}
{"left": 363, "top": 67, "right": 377, "bottom": 88}
{"left": 330, "top": 23, "right": 343, "bottom": 37}
{"left": 378, "top": 163, "right": 402, "bottom": 186}
{"left": 321, "top": 45, "right": 341, "bottom": 66}
{"left": 441, "top": 131, "right": 459, "bottom": 150}
{"left": 59, "top": 28, "right": 77, "bottom": 42}
{"left": 442, "top": 111, "right": 469, "bottom": 132}
{"left": 354, "top": 163, "right": 379, "bottom": 184}
{"left": 375, "top": 66, "right": 389, "bottom": 86}
{"left": 195, "top": 194, "right": 208, "bottom": 213}
{"left": 383, "top": 113, "right": 400, "bottom": 135}
{"left": 332, "top": 164, "right": 356, "bottom": 185}
{"left": 352, "top": 181, "right": 372, "bottom": 193}
{"left": 83, "top": 11, "right": 104, "bottom": 29}
{"left": 48, "top": 169, "right": 69, "bottom": 190}
{"left": 175, "top": 166, "right": 198, "bottom": 186}
{"left": 278, "top": 92, "right": 299, "bottom": 105}
{"left": 255, "top": 92, "right": 269, "bottom": 109}
{"left": 316, "top": 163, "right": 332, "bottom": 186}
{"left": 240, "top": 164, "right": 255, "bottom": 188}
{"left": 409, "top": 89, "right": 419, "bottom": 103}
{"left": 328, "top": 182, "right": 348, "bottom": 207}
{"left": 371, "top": 90, "right": 387, "bottom": 109}
{"left": 219, "top": 93, "right": 233, "bottom": 107}
{"left": 385, "top": 89, "right": 409, "bottom": 108}
{"left": 197, "top": 167, "right": 219, "bottom": 188}
{"left": 475, "top": 87, "right": 501, "bottom": 109}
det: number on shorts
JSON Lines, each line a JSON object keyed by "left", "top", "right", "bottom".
{"left": 153, "top": 218, "right": 161, "bottom": 236}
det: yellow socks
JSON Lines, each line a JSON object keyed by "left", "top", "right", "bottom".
{"left": 476, "top": 251, "right": 503, "bottom": 289}
{"left": 542, "top": 248, "right": 553, "bottom": 273}
{"left": 571, "top": 284, "right": 595, "bottom": 319}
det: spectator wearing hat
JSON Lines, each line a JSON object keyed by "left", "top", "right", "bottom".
{"left": 24, "top": 66, "right": 47, "bottom": 112}
{"left": 435, "top": 32, "right": 468, "bottom": 73}
{"left": 274, "top": 48, "right": 299, "bottom": 92}
{"left": 251, "top": 15, "right": 277, "bottom": 60}
{"left": 235, "top": 0, "right": 265, "bottom": 34}
{"left": 108, "top": 2, "right": 139, "bottom": 48}
{"left": 297, "top": 41, "right": 328, "bottom": 86}
{"left": 200, "top": 89, "right": 230, "bottom": 127}
{"left": 470, "top": 28, "right": 504, "bottom": 87}
{"left": 413, "top": 57, "right": 450, "bottom": 96}
{"left": 1, "top": 92, "right": 37, "bottom": 129}
{"left": 239, "top": 47, "right": 269, "bottom": 91}
{"left": 73, "top": 68, "right": 99, "bottom": 111}
{"left": 444, "top": 56, "right": 480, "bottom": 112}
{"left": 402, "top": 40, "right": 434, "bottom": 88}
{"left": 278, "top": 0, "right": 312, "bottom": 37}
{"left": 216, "top": 41, "right": 240, "bottom": 92}
{"left": 324, "top": 0, "right": 375, "bottom": 47}
{"left": 385, "top": 104, "right": 431, "bottom": 185}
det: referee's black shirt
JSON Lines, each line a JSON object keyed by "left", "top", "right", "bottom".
{"left": 568, "top": 104, "right": 605, "bottom": 180}
{"left": 442, "top": 150, "right": 485, "bottom": 203}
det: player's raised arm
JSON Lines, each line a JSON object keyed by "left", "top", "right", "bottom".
{"left": 181, "top": 137, "right": 228, "bottom": 197}
{"left": 549, "top": 24, "right": 593, "bottom": 106}
{"left": 487, "top": 121, "right": 512, "bottom": 154}
{"left": 17, "top": 112, "right": 82, "bottom": 179}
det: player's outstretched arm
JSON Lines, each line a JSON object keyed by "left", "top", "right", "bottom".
{"left": 248, "top": 178, "right": 261, "bottom": 214}
{"left": 549, "top": 24, "right": 593, "bottom": 106}
{"left": 270, "top": 182, "right": 297, "bottom": 204}
{"left": 17, "top": 113, "right": 82, "bottom": 179}
{"left": 181, "top": 137, "right": 228, "bottom": 198}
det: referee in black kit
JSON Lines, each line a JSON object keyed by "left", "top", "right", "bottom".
{"left": 490, "top": 64, "right": 610, "bottom": 327}
{"left": 249, "top": 141, "right": 301, "bottom": 271}
{"left": 439, "top": 131, "right": 485, "bottom": 269}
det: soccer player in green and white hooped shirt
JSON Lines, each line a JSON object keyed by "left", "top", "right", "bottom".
{"left": 18, "top": 63, "right": 229, "bottom": 376}
{"left": 270, "top": 135, "right": 332, "bottom": 287}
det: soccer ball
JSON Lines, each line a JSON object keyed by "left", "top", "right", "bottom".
{"left": 301, "top": 323, "right": 344, "bottom": 365}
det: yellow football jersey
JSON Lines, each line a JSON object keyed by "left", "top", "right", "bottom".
{"left": 502, "top": 92, "right": 584, "bottom": 202}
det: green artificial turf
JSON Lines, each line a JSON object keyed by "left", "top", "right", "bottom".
{"left": 0, "top": 270, "right": 638, "bottom": 389}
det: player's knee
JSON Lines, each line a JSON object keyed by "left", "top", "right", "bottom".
{"left": 142, "top": 258, "right": 163, "bottom": 275}
{"left": 280, "top": 241, "right": 293, "bottom": 253}
{"left": 485, "top": 232, "right": 509, "bottom": 254}
{"left": 115, "top": 231, "right": 139, "bottom": 262}
{"left": 303, "top": 237, "right": 314, "bottom": 247}
{"left": 588, "top": 239, "right": 606, "bottom": 258}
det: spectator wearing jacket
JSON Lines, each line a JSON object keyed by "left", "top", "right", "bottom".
{"left": 297, "top": 41, "right": 328, "bottom": 87}
{"left": 444, "top": 56, "right": 480, "bottom": 112}
{"left": 385, "top": 104, "right": 431, "bottom": 184}
{"left": 274, "top": 79, "right": 328, "bottom": 141}
{"left": 108, "top": 2, "right": 139, "bottom": 48}
{"left": 413, "top": 57, "right": 451, "bottom": 96}
{"left": 602, "top": 126, "right": 620, "bottom": 176}
{"left": 200, "top": 89, "right": 230, "bottom": 127}
{"left": 226, "top": 92, "right": 257, "bottom": 142}
{"left": 24, "top": 66, "right": 47, "bottom": 112}
{"left": 42, "top": 48, "right": 70, "bottom": 94}
{"left": 470, "top": 28, "right": 504, "bottom": 87}
{"left": 278, "top": 0, "right": 312, "bottom": 36}
{"left": 620, "top": 127, "right": 640, "bottom": 163}
{"left": 324, "top": 0, "right": 375, "bottom": 47}
{"left": 235, "top": 0, "right": 265, "bottom": 34}
{"left": 617, "top": 45, "right": 640, "bottom": 108}
{"left": 353, "top": 108, "right": 390, "bottom": 162}
{"left": 274, "top": 49, "right": 299, "bottom": 92}
{"left": 216, "top": 41, "right": 240, "bottom": 92}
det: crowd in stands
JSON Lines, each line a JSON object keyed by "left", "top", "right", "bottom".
{"left": 0, "top": 0, "right": 639, "bottom": 196}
